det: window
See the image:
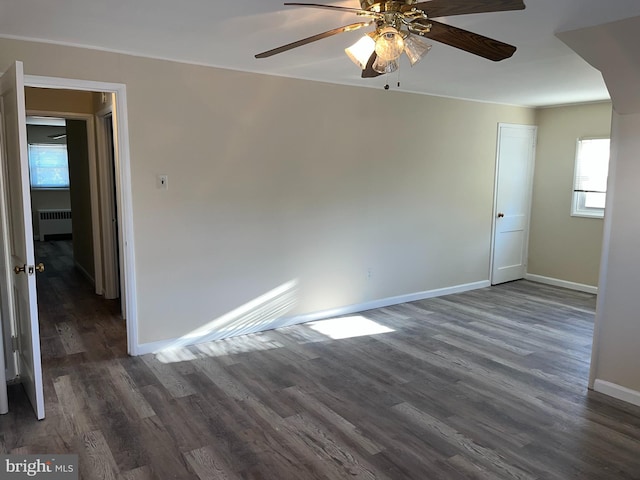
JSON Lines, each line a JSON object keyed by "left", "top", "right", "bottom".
{"left": 28, "top": 143, "right": 70, "bottom": 189}
{"left": 572, "top": 137, "right": 610, "bottom": 218}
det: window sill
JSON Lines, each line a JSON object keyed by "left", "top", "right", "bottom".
{"left": 571, "top": 212, "right": 604, "bottom": 219}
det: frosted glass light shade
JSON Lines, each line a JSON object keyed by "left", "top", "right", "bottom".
{"left": 404, "top": 35, "right": 432, "bottom": 66}
{"left": 374, "top": 27, "right": 405, "bottom": 61}
{"left": 345, "top": 35, "right": 376, "bottom": 69}
{"left": 372, "top": 56, "right": 399, "bottom": 74}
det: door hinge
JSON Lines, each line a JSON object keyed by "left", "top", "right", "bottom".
{"left": 11, "top": 335, "right": 19, "bottom": 352}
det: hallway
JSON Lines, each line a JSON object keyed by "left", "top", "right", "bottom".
{"left": 35, "top": 240, "right": 126, "bottom": 366}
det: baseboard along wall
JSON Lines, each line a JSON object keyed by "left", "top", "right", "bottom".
{"left": 593, "top": 379, "right": 640, "bottom": 408}
{"left": 525, "top": 273, "right": 598, "bottom": 294}
{"left": 135, "top": 280, "right": 491, "bottom": 356}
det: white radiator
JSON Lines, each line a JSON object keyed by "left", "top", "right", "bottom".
{"left": 37, "top": 209, "right": 72, "bottom": 241}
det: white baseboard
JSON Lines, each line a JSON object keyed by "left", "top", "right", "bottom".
{"left": 593, "top": 379, "right": 640, "bottom": 408}
{"left": 134, "top": 280, "right": 491, "bottom": 356}
{"left": 131, "top": 339, "right": 170, "bottom": 356}
{"left": 525, "top": 273, "right": 598, "bottom": 294}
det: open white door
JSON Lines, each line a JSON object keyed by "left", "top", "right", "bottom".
{"left": 491, "top": 123, "right": 537, "bottom": 285}
{"left": 0, "top": 61, "right": 45, "bottom": 419}
{"left": 96, "top": 110, "right": 121, "bottom": 301}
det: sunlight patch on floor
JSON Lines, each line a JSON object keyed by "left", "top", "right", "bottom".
{"left": 305, "top": 315, "right": 394, "bottom": 340}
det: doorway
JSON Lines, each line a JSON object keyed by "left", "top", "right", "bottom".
{"left": 0, "top": 65, "right": 138, "bottom": 419}
{"left": 21, "top": 74, "right": 139, "bottom": 357}
{"left": 0, "top": 66, "right": 138, "bottom": 418}
{"left": 490, "top": 123, "right": 537, "bottom": 285}
{"left": 24, "top": 110, "right": 125, "bottom": 364}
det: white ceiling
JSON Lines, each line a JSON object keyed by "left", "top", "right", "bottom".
{"left": 2, "top": 0, "right": 640, "bottom": 107}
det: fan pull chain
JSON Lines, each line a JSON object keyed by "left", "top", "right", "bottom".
{"left": 382, "top": 65, "right": 402, "bottom": 91}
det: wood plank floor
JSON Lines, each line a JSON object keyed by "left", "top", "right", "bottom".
{"left": 2, "top": 240, "right": 640, "bottom": 479}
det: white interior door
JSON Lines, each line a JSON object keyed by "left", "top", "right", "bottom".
{"left": 96, "top": 110, "right": 121, "bottom": 301}
{"left": 491, "top": 123, "right": 537, "bottom": 285}
{"left": 0, "top": 61, "right": 45, "bottom": 419}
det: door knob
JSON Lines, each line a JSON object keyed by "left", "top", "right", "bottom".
{"left": 497, "top": 212, "right": 505, "bottom": 218}
{"left": 13, "top": 263, "right": 45, "bottom": 275}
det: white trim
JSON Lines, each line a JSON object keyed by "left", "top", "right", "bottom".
{"left": 94, "top": 107, "right": 119, "bottom": 300}
{"left": 593, "top": 379, "right": 640, "bottom": 408}
{"left": 0, "top": 100, "right": 14, "bottom": 409}
{"left": 110, "top": 90, "right": 133, "bottom": 327}
{"left": 24, "top": 74, "right": 139, "bottom": 356}
{"left": 135, "top": 280, "right": 491, "bottom": 355}
{"left": 24, "top": 75, "right": 123, "bottom": 95}
{"left": 0, "top": 111, "right": 20, "bottom": 384}
{"left": 525, "top": 274, "right": 598, "bottom": 294}
{"left": 26, "top": 109, "right": 103, "bottom": 296}
{"left": 570, "top": 137, "right": 609, "bottom": 219}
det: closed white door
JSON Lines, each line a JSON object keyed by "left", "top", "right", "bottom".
{"left": 491, "top": 123, "right": 537, "bottom": 285}
{"left": 0, "top": 61, "right": 45, "bottom": 419}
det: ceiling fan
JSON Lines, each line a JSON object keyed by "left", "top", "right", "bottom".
{"left": 256, "top": 0, "right": 525, "bottom": 77}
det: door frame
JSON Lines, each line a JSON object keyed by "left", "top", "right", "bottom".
{"left": 24, "top": 75, "right": 139, "bottom": 355}
{"left": 94, "top": 106, "right": 121, "bottom": 303}
{"left": 489, "top": 123, "right": 537, "bottom": 285}
{"left": 0, "top": 112, "right": 14, "bottom": 408}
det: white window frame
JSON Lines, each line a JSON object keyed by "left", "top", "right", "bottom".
{"left": 571, "top": 136, "right": 610, "bottom": 219}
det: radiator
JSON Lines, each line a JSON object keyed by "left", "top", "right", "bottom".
{"left": 37, "top": 209, "right": 72, "bottom": 241}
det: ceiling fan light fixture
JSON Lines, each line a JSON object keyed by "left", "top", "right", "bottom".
{"left": 374, "top": 26, "right": 404, "bottom": 61}
{"left": 404, "top": 34, "right": 432, "bottom": 66}
{"left": 345, "top": 34, "right": 375, "bottom": 70}
{"left": 372, "top": 56, "right": 398, "bottom": 74}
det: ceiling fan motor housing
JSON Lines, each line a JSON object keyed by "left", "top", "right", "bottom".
{"left": 359, "top": 1, "right": 426, "bottom": 34}
{"left": 359, "top": 0, "right": 418, "bottom": 12}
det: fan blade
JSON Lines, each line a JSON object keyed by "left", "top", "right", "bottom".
{"left": 255, "top": 22, "right": 371, "bottom": 58}
{"left": 407, "top": 0, "right": 525, "bottom": 18}
{"left": 414, "top": 19, "right": 516, "bottom": 61}
{"left": 284, "top": 2, "right": 371, "bottom": 15}
{"left": 361, "top": 52, "right": 383, "bottom": 78}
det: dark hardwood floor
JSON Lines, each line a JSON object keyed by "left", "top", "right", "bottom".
{"left": 2, "top": 240, "right": 640, "bottom": 479}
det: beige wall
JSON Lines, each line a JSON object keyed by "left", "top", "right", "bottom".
{"left": 1, "top": 38, "right": 536, "bottom": 346}
{"left": 528, "top": 102, "right": 612, "bottom": 287}
{"left": 593, "top": 111, "right": 640, "bottom": 392}
{"left": 25, "top": 87, "right": 94, "bottom": 114}
{"left": 66, "top": 119, "right": 95, "bottom": 281}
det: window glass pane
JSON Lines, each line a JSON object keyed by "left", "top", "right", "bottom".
{"left": 574, "top": 138, "right": 610, "bottom": 192}
{"left": 584, "top": 192, "right": 606, "bottom": 209}
{"left": 572, "top": 137, "right": 610, "bottom": 218}
{"left": 28, "top": 144, "right": 70, "bottom": 188}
